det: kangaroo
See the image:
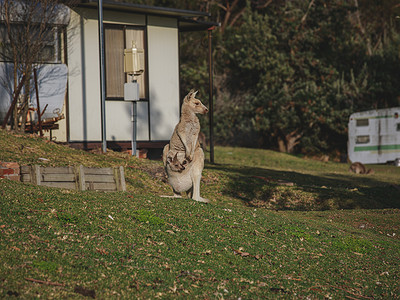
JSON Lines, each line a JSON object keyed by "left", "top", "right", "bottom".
{"left": 349, "top": 162, "right": 374, "bottom": 175}
{"left": 198, "top": 131, "right": 207, "bottom": 151}
{"left": 162, "top": 89, "right": 209, "bottom": 203}
{"left": 168, "top": 89, "right": 208, "bottom": 162}
{"left": 162, "top": 145, "right": 209, "bottom": 203}
{"left": 166, "top": 151, "right": 187, "bottom": 173}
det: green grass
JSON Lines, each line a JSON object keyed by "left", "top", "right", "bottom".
{"left": 1, "top": 129, "right": 399, "bottom": 298}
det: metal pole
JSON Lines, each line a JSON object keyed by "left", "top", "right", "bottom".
{"left": 132, "top": 100, "right": 137, "bottom": 157}
{"left": 208, "top": 27, "right": 215, "bottom": 163}
{"left": 98, "top": 0, "right": 107, "bottom": 153}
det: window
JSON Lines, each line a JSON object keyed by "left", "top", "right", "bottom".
{"left": 356, "top": 135, "right": 370, "bottom": 144}
{"left": 104, "top": 25, "right": 147, "bottom": 100}
{"left": 356, "top": 118, "right": 369, "bottom": 127}
{"left": 0, "top": 23, "right": 62, "bottom": 63}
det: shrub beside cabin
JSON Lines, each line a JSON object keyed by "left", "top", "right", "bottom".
{"left": 0, "top": 1, "right": 216, "bottom": 153}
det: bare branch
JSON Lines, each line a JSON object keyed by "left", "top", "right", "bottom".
{"left": 300, "top": 0, "right": 315, "bottom": 26}
{"left": 353, "top": 0, "right": 372, "bottom": 55}
{"left": 256, "top": 0, "right": 273, "bottom": 10}
{"left": 229, "top": 7, "right": 246, "bottom": 28}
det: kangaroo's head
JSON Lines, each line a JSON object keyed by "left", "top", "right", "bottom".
{"left": 183, "top": 89, "right": 209, "bottom": 115}
{"left": 167, "top": 152, "right": 187, "bottom": 173}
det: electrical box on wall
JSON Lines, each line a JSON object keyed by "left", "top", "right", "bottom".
{"left": 124, "top": 42, "right": 144, "bottom": 76}
{"left": 124, "top": 81, "right": 139, "bottom": 101}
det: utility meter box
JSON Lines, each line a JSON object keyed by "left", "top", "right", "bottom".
{"left": 124, "top": 42, "right": 144, "bottom": 76}
{"left": 124, "top": 81, "right": 139, "bottom": 101}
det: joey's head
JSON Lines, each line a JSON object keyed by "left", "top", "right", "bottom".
{"left": 183, "top": 89, "right": 209, "bottom": 115}
{"left": 167, "top": 152, "right": 187, "bottom": 173}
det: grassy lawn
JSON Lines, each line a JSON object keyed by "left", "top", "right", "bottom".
{"left": 1, "top": 129, "right": 399, "bottom": 298}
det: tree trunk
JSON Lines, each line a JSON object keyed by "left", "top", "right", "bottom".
{"left": 19, "top": 71, "right": 31, "bottom": 133}
{"left": 277, "top": 130, "right": 303, "bottom": 153}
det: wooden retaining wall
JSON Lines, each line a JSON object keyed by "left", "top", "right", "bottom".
{"left": 20, "top": 165, "right": 126, "bottom": 192}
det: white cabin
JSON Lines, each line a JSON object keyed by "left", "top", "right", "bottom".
{"left": 0, "top": 1, "right": 216, "bottom": 153}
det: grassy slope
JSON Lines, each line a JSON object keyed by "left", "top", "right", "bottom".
{"left": 0, "top": 129, "right": 399, "bottom": 299}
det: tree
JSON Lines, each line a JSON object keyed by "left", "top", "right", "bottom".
{"left": 213, "top": 0, "right": 400, "bottom": 154}
{"left": 0, "top": 0, "right": 73, "bottom": 132}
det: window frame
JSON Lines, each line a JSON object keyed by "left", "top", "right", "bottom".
{"left": 104, "top": 24, "right": 148, "bottom": 101}
{"left": 355, "top": 118, "right": 369, "bottom": 127}
{"left": 0, "top": 23, "right": 63, "bottom": 64}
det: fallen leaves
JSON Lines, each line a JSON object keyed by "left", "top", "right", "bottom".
{"left": 282, "top": 274, "right": 302, "bottom": 281}
{"left": 96, "top": 247, "right": 109, "bottom": 255}
{"left": 202, "top": 250, "right": 212, "bottom": 255}
{"left": 232, "top": 247, "right": 250, "bottom": 257}
{"left": 231, "top": 246, "right": 263, "bottom": 260}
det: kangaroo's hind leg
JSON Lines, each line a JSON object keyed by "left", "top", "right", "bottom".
{"left": 190, "top": 147, "right": 209, "bottom": 203}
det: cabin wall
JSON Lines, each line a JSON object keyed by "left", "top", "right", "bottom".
{"left": 67, "top": 9, "right": 102, "bottom": 142}
{"left": 147, "top": 16, "right": 180, "bottom": 141}
{"left": 66, "top": 8, "right": 180, "bottom": 145}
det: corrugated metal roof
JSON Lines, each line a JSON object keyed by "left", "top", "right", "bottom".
{"left": 76, "top": 0, "right": 219, "bottom": 31}
{"left": 77, "top": 0, "right": 210, "bottom": 18}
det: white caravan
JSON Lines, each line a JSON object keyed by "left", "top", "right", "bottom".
{"left": 348, "top": 107, "right": 400, "bottom": 164}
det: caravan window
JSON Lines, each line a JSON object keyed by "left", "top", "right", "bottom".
{"left": 356, "top": 135, "right": 370, "bottom": 144}
{"left": 104, "top": 25, "right": 147, "bottom": 100}
{"left": 356, "top": 118, "right": 369, "bottom": 127}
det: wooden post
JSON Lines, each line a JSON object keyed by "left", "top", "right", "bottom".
{"left": 114, "top": 166, "right": 126, "bottom": 192}
{"left": 78, "top": 165, "right": 86, "bottom": 191}
{"left": 31, "top": 165, "right": 41, "bottom": 186}
{"left": 119, "top": 166, "right": 126, "bottom": 192}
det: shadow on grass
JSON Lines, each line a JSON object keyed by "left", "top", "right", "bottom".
{"left": 206, "top": 163, "right": 400, "bottom": 211}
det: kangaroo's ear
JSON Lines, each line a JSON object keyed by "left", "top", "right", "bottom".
{"left": 167, "top": 155, "right": 173, "bottom": 164}
{"left": 184, "top": 89, "right": 194, "bottom": 102}
{"left": 192, "top": 90, "right": 198, "bottom": 98}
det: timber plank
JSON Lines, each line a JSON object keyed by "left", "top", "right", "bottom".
{"left": 21, "top": 174, "right": 31, "bottom": 182}
{"left": 20, "top": 166, "right": 31, "bottom": 174}
{"left": 85, "top": 182, "right": 116, "bottom": 191}
{"left": 40, "top": 182, "right": 77, "bottom": 189}
{"left": 41, "top": 167, "right": 75, "bottom": 174}
{"left": 83, "top": 167, "right": 113, "bottom": 175}
{"left": 85, "top": 175, "right": 115, "bottom": 183}
{"left": 42, "top": 174, "right": 75, "bottom": 182}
